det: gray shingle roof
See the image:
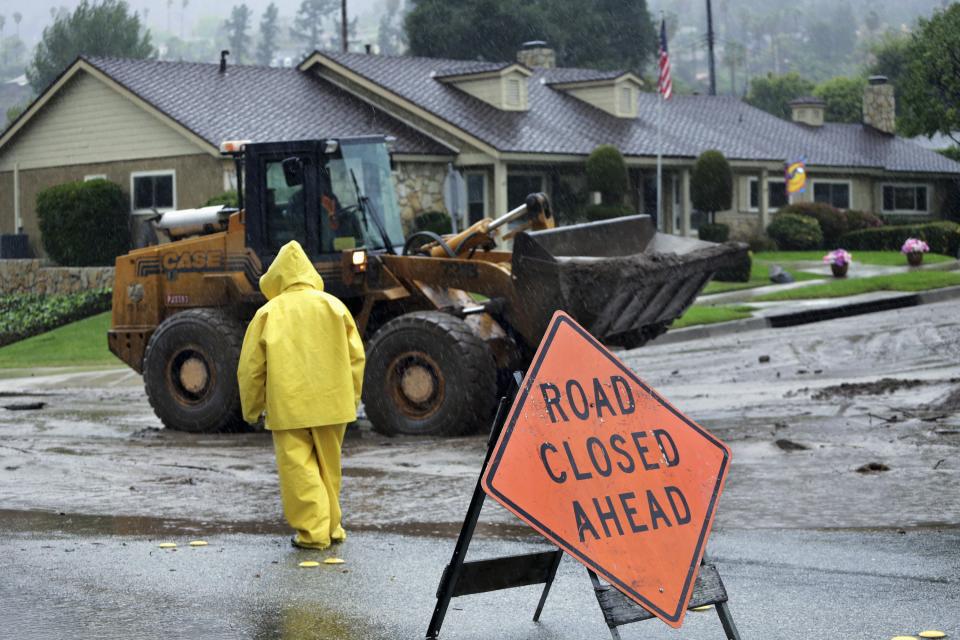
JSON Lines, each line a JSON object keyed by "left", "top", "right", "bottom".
{"left": 85, "top": 56, "right": 453, "bottom": 156}
{"left": 317, "top": 50, "right": 960, "bottom": 175}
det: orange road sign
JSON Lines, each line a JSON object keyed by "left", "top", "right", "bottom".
{"left": 482, "top": 312, "right": 731, "bottom": 628}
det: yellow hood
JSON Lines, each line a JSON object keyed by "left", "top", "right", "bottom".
{"left": 259, "top": 241, "right": 325, "bottom": 300}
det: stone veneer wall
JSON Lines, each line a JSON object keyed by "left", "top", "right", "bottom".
{"left": 863, "top": 83, "right": 896, "bottom": 135}
{"left": 717, "top": 212, "right": 763, "bottom": 240}
{"left": 0, "top": 260, "right": 114, "bottom": 295}
{"left": 393, "top": 162, "right": 449, "bottom": 231}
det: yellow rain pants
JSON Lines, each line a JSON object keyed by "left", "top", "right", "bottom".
{"left": 273, "top": 424, "right": 348, "bottom": 549}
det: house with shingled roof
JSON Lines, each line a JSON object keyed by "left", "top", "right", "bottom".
{"left": 1, "top": 43, "right": 958, "bottom": 258}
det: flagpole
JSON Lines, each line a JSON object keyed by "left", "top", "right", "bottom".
{"left": 656, "top": 92, "right": 662, "bottom": 233}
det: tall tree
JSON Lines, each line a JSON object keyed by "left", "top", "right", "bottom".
{"left": 868, "top": 33, "right": 911, "bottom": 118}
{"left": 723, "top": 41, "right": 746, "bottom": 96}
{"left": 405, "top": 0, "right": 656, "bottom": 71}
{"left": 256, "top": 3, "right": 279, "bottom": 66}
{"left": 291, "top": 0, "right": 337, "bottom": 52}
{"left": 13, "top": 12, "right": 22, "bottom": 39}
{"left": 224, "top": 4, "right": 252, "bottom": 63}
{"left": 745, "top": 72, "right": 815, "bottom": 119}
{"left": 813, "top": 76, "right": 865, "bottom": 124}
{"left": 27, "top": 0, "right": 153, "bottom": 93}
{"left": 377, "top": 0, "right": 406, "bottom": 55}
{"left": 180, "top": 0, "right": 188, "bottom": 38}
{"left": 897, "top": 4, "right": 960, "bottom": 144}
{"left": 332, "top": 15, "right": 358, "bottom": 52}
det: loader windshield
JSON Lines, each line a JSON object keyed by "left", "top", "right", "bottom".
{"left": 326, "top": 140, "right": 404, "bottom": 252}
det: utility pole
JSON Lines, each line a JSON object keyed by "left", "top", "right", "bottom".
{"left": 341, "top": 0, "right": 348, "bottom": 52}
{"left": 705, "top": 0, "right": 717, "bottom": 95}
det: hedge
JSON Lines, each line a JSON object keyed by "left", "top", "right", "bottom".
{"left": 698, "top": 223, "right": 730, "bottom": 243}
{"left": 414, "top": 210, "right": 453, "bottom": 234}
{"left": 37, "top": 179, "right": 130, "bottom": 266}
{"left": 0, "top": 288, "right": 112, "bottom": 348}
{"left": 585, "top": 145, "right": 628, "bottom": 204}
{"left": 714, "top": 249, "right": 752, "bottom": 282}
{"left": 777, "top": 202, "right": 847, "bottom": 248}
{"left": 839, "top": 221, "right": 960, "bottom": 256}
{"left": 204, "top": 190, "right": 239, "bottom": 207}
{"left": 767, "top": 213, "right": 823, "bottom": 250}
{"left": 585, "top": 203, "right": 634, "bottom": 221}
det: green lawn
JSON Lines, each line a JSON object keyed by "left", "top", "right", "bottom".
{"left": 671, "top": 305, "right": 755, "bottom": 329}
{"left": 754, "top": 251, "right": 955, "bottom": 265}
{"left": 754, "top": 270, "right": 960, "bottom": 301}
{"left": 0, "top": 312, "right": 120, "bottom": 368}
{"left": 703, "top": 261, "right": 820, "bottom": 294}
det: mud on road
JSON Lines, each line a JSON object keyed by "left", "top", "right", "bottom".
{"left": 0, "top": 300, "right": 959, "bottom": 534}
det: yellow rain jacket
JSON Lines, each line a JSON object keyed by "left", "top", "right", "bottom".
{"left": 237, "top": 241, "right": 365, "bottom": 429}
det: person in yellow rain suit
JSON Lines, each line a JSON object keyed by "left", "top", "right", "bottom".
{"left": 238, "top": 240, "right": 365, "bottom": 550}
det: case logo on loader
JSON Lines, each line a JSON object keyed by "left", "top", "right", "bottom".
{"left": 136, "top": 251, "right": 260, "bottom": 284}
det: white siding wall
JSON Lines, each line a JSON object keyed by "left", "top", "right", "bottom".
{"left": 0, "top": 72, "right": 203, "bottom": 171}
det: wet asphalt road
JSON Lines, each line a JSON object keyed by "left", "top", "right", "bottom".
{"left": 1, "top": 300, "right": 960, "bottom": 637}
{"left": 1, "top": 511, "right": 957, "bottom": 639}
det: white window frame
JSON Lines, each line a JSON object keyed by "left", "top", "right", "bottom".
{"left": 130, "top": 170, "right": 177, "bottom": 214}
{"left": 84, "top": 174, "right": 107, "bottom": 182}
{"left": 880, "top": 183, "right": 930, "bottom": 214}
{"left": 464, "top": 171, "right": 488, "bottom": 221}
{"left": 747, "top": 177, "right": 788, "bottom": 213}
{"left": 811, "top": 179, "right": 853, "bottom": 210}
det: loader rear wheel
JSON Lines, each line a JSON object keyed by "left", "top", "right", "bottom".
{"left": 363, "top": 311, "right": 497, "bottom": 436}
{"left": 143, "top": 308, "right": 247, "bottom": 433}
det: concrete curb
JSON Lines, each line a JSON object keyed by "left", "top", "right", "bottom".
{"left": 653, "top": 284, "right": 960, "bottom": 345}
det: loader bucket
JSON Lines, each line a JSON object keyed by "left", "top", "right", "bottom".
{"left": 510, "top": 215, "right": 748, "bottom": 348}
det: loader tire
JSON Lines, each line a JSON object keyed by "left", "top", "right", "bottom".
{"left": 143, "top": 308, "right": 248, "bottom": 433}
{"left": 363, "top": 311, "right": 497, "bottom": 437}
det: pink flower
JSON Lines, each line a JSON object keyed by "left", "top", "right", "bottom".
{"left": 901, "top": 238, "right": 930, "bottom": 254}
{"left": 823, "top": 249, "right": 852, "bottom": 266}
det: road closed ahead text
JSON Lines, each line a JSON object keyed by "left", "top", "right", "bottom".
{"left": 538, "top": 377, "right": 691, "bottom": 542}
{"left": 482, "top": 313, "right": 730, "bottom": 627}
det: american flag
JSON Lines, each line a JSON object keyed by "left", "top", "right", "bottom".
{"left": 658, "top": 20, "right": 673, "bottom": 100}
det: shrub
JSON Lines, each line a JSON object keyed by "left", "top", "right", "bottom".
{"left": 844, "top": 210, "right": 884, "bottom": 232}
{"left": 204, "top": 190, "right": 239, "bottom": 207}
{"left": 37, "top": 179, "right": 130, "bottom": 266}
{"left": 747, "top": 233, "right": 778, "bottom": 252}
{"left": 714, "top": 250, "right": 752, "bottom": 282}
{"left": 414, "top": 210, "right": 453, "bottom": 234}
{"left": 840, "top": 221, "right": 960, "bottom": 256}
{"left": 691, "top": 150, "right": 733, "bottom": 224}
{"left": 698, "top": 223, "right": 730, "bottom": 243}
{"left": 0, "top": 288, "right": 112, "bottom": 348}
{"left": 585, "top": 203, "right": 634, "bottom": 221}
{"left": 766, "top": 213, "right": 823, "bottom": 250}
{"left": 585, "top": 145, "right": 628, "bottom": 204}
{"left": 778, "top": 202, "right": 847, "bottom": 248}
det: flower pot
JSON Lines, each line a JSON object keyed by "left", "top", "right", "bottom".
{"left": 907, "top": 252, "right": 924, "bottom": 266}
{"left": 830, "top": 263, "right": 849, "bottom": 278}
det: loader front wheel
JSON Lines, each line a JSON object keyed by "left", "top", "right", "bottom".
{"left": 363, "top": 311, "right": 497, "bottom": 436}
{"left": 143, "top": 308, "right": 247, "bottom": 433}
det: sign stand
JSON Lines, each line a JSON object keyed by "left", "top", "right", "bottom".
{"left": 586, "top": 566, "right": 741, "bottom": 639}
{"left": 427, "top": 368, "right": 743, "bottom": 640}
{"left": 426, "top": 374, "right": 565, "bottom": 639}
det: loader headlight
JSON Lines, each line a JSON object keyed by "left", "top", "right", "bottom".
{"left": 351, "top": 249, "right": 367, "bottom": 272}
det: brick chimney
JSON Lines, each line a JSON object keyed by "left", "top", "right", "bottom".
{"left": 517, "top": 40, "right": 555, "bottom": 69}
{"left": 863, "top": 75, "right": 896, "bottom": 135}
{"left": 788, "top": 96, "right": 826, "bottom": 127}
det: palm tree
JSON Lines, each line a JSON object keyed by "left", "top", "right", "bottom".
{"left": 12, "top": 12, "right": 21, "bottom": 39}
{"left": 180, "top": 0, "right": 188, "bottom": 38}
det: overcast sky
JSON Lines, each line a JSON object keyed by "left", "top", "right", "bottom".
{"left": 1, "top": 0, "right": 384, "bottom": 47}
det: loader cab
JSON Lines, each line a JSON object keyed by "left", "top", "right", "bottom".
{"left": 239, "top": 137, "right": 404, "bottom": 293}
